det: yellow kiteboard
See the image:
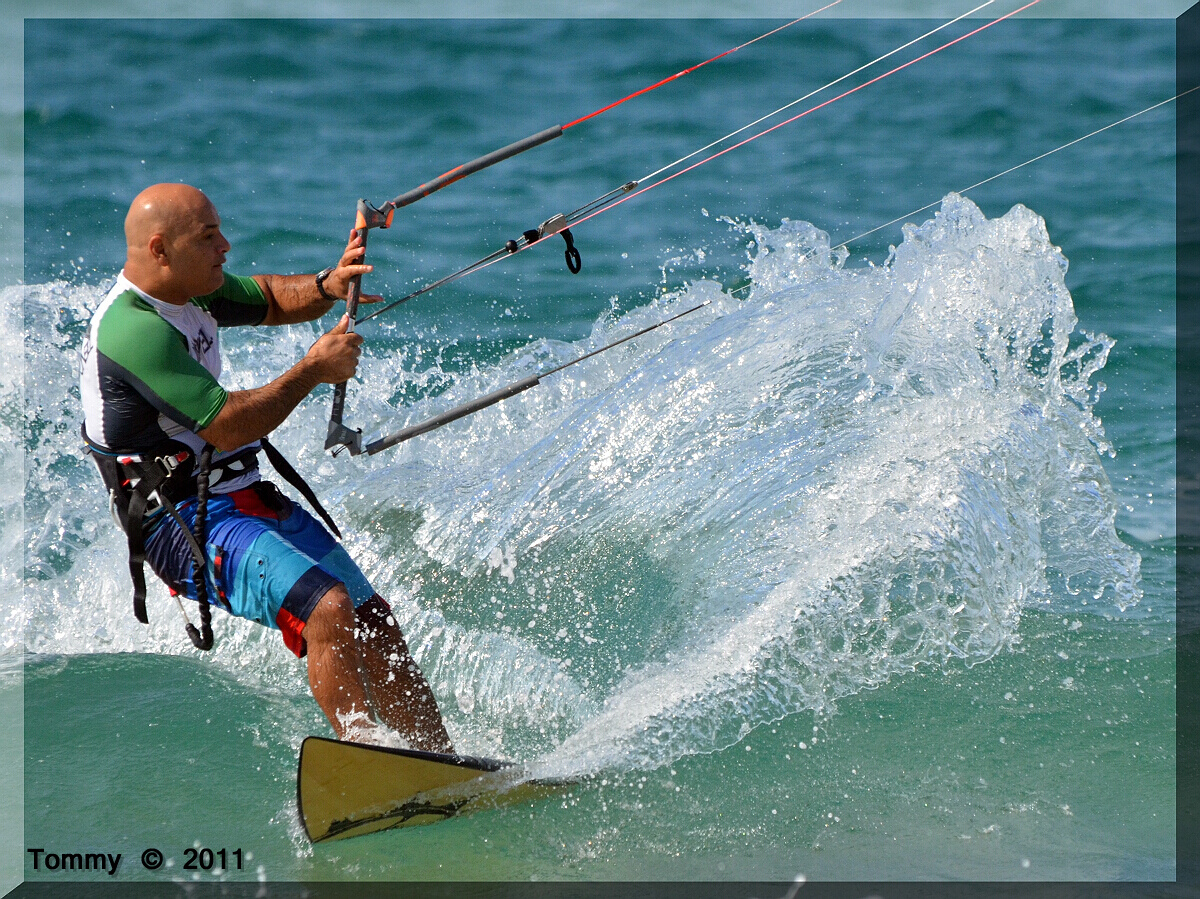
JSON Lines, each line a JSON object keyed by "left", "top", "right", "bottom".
{"left": 297, "top": 736, "right": 570, "bottom": 842}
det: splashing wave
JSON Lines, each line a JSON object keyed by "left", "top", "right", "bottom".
{"left": 15, "top": 195, "right": 1138, "bottom": 769}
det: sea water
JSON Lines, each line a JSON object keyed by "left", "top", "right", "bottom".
{"left": 13, "top": 16, "right": 1175, "bottom": 883}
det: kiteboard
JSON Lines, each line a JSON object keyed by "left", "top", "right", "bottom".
{"left": 297, "top": 736, "right": 571, "bottom": 842}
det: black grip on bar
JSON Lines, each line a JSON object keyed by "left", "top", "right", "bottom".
{"left": 389, "top": 125, "right": 564, "bottom": 210}
{"left": 325, "top": 203, "right": 371, "bottom": 454}
{"left": 366, "top": 375, "right": 541, "bottom": 455}
{"left": 327, "top": 231, "right": 366, "bottom": 418}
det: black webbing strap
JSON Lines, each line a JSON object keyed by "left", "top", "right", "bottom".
{"left": 258, "top": 436, "right": 342, "bottom": 540}
{"left": 127, "top": 448, "right": 213, "bottom": 650}
{"left": 122, "top": 454, "right": 189, "bottom": 625}
{"left": 188, "top": 446, "right": 214, "bottom": 650}
{"left": 126, "top": 484, "right": 152, "bottom": 624}
{"left": 83, "top": 430, "right": 214, "bottom": 644}
{"left": 86, "top": 430, "right": 338, "bottom": 644}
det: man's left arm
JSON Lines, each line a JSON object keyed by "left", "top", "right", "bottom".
{"left": 255, "top": 230, "right": 384, "bottom": 326}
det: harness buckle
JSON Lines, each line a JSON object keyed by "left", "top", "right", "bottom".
{"left": 156, "top": 452, "right": 184, "bottom": 478}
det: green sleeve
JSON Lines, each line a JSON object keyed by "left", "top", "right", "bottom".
{"left": 97, "top": 294, "right": 228, "bottom": 431}
{"left": 193, "top": 272, "right": 268, "bottom": 327}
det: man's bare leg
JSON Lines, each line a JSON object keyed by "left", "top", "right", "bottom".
{"left": 355, "top": 596, "right": 454, "bottom": 754}
{"left": 304, "top": 586, "right": 376, "bottom": 741}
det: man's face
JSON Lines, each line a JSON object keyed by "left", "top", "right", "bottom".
{"left": 165, "top": 199, "right": 231, "bottom": 298}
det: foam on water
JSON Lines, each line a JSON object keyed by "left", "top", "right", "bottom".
{"left": 15, "top": 194, "right": 1140, "bottom": 774}
{"left": 0, "top": 285, "right": 22, "bottom": 683}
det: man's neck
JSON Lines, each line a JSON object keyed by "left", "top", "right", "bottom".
{"left": 120, "top": 263, "right": 190, "bottom": 305}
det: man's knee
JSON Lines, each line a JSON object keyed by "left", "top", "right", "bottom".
{"left": 354, "top": 595, "right": 417, "bottom": 658}
{"left": 352, "top": 595, "right": 396, "bottom": 628}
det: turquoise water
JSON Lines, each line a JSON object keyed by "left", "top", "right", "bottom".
{"left": 17, "top": 15, "right": 1175, "bottom": 884}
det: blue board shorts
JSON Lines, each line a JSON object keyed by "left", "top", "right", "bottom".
{"left": 144, "top": 481, "right": 376, "bottom": 657}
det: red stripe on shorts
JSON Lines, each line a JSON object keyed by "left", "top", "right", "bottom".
{"left": 276, "top": 607, "right": 307, "bottom": 658}
{"left": 230, "top": 486, "right": 281, "bottom": 520}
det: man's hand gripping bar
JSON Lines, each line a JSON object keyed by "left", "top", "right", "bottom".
{"left": 324, "top": 198, "right": 392, "bottom": 456}
{"left": 324, "top": 126, "right": 565, "bottom": 457}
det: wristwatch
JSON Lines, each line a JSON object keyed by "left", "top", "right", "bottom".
{"left": 315, "top": 266, "right": 337, "bottom": 302}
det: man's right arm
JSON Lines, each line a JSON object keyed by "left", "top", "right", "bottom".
{"left": 198, "top": 315, "right": 362, "bottom": 452}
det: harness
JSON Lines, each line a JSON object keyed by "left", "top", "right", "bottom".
{"left": 83, "top": 428, "right": 341, "bottom": 651}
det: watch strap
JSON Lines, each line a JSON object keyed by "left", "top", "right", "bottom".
{"left": 315, "top": 266, "right": 337, "bottom": 302}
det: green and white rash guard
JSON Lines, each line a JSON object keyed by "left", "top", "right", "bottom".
{"left": 80, "top": 271, "right": 269, "bottom": 493}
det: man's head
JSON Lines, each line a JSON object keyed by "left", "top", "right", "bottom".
{"left": 123, "top": 183, "right": 231, "bottom": 303}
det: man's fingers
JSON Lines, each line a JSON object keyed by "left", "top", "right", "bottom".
{"left": 306, "top": 315, "right": 369, "bottom": 382}
{"left": 326, "top": 318, "right": 362, "bottom": 342}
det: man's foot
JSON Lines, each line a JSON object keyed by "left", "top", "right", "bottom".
{"left": 337, "top": 709, "right": 410, "bottom": 749}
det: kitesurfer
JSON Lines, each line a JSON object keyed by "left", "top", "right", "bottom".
{"left": 80, "top": 183, "right": 453, "bottom": 753}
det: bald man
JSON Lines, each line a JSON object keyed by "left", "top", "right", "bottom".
{"left": 81, "top": 184, "right": 452, "bottom": 752}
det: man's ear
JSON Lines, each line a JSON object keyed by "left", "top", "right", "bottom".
{"left": 148, "top": 234, "right": 169, "bottom": 267}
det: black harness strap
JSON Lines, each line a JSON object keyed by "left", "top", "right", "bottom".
{"left": 259, "top": 436, "right": 342, "bottom": 540}
{"left": 188, "top": 446, "right": 214, "bottom": 650}
{"left": 85, "top": 427, "right": 341, "bottom": 649}
{"left": 84, "top": 431, "right": 223, "bottom": 646}
{"left": 118, "top": 447, "right": 195, "bottom": 625}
